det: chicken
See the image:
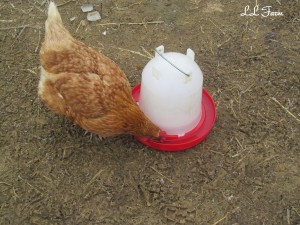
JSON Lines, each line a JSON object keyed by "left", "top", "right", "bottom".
{"left": 38, "top": 2, "right": 160, "bottom": 138}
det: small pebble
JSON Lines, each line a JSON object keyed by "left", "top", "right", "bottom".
{"left": 87, "top": 11, "right": 101, "bottom": 22}
{"left": 179, "top": 219, "right": 186, "bottom": 224}
{"left": 102, "top": 30, "right": 107, "bottom": 36}
{"left": 70, "top": 16, "right": 77, "bottom": 22}
{"left": 81, "top": 4, "right": 93, "bottom": 12}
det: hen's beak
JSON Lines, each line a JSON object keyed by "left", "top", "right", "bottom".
{"left": 158, "top": 130, "right": 167, "bottom": 142}
{"left": 140, "top": 130, "right": 167, "bottom": 142}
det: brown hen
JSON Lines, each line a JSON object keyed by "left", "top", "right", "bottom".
{"left": 38, "top": 2, "right": 160, "bottom": 138}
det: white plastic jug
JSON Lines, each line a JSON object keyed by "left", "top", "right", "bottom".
{"left": 139, "top": 45, "right": 203, "bottom": 136}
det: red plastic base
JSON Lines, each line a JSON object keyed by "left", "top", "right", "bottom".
{"left": 132, "top": 84, "right": 216, "bottom": 151}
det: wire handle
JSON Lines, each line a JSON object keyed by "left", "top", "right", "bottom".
{"left": 154, "top": 48, "right": 190, "bottom": 77}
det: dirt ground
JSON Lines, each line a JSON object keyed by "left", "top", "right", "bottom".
{"left": 0, "top": 0, "right": 299, "bottom": 224}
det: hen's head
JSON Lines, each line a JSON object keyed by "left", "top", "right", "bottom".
{"left": 122, "top": 104, "right": 160, "bottom": 139}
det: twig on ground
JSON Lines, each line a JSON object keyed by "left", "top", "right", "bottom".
{"left": 75, "top": 20, "right": 84, "bottom": 33}
{"left": 229, "top": 99, "right": 238, "bottom": 120}
{"left": 35, "top": 29, "right": 41, "bottom": 53}
{"left": 0, "top": 182, "right": 18, "bottom": 200}
{"left": 200, "top": 25, "right": 204, "bottom": 33}
{"left": 84, "top": 170, "right": 103, "bottom": 188}
{"left": 212, "top": 207, "right": 240, "bottom": 225}
{"left": 18, "top": 175, "right": 42, "bottom": 194}
{"left": 96, "top": 21, "right": 164, "bottom": 27}
{"left": 235, "top": 137, "right": 243, "bottom": 149}
{"left": 150, "top": 166, "right": 174, "bottom": 184}
{"left": 287, "top": 208, "right": 291, "bottom": 225}
{"left": 112, "top": 46, "right": 152, "bottom": 59}
{"left": 0, "top": 181, "right": 13, "bottom": 186}
{"left": 140, "top": 46, "right": 153, "bottom": 58}
{"left": 0, "top": 25, "right": 40, "bottom": 30}
{"left": 258, "top": 155, "right": 279, "bottom": 165}
{"left": 32, "top": 3, "right": 44, "bottom": 12}
{"left": 0, "top": 25, "right": 29, "bottom": 30}
{"left": 0, "top": 20, "right": 15, "bottom": 23}
{"left": 12, "top": 186, "right": 18, "bottom": 200}
{"left": 21, "top": 68, "right": 37, "bottom": 75}
{"left": 208, "top": 18, "right": 225, "bottom": 35}
{"left": 209, "top": 150, "right": 224, "bottom": 155}
{"left": 271, "top": 97, "right": 300, "bottom": 124}
{"left": 242, "top": 80, "right": 256, "bottom": 93}
{"left": 57, "top": 0, "right": 76, "bottom": 7}
{"left": 39, "top": 0, "right": 47, "bottom": 6}
{"left": 114, "top": 0, "right": 144, "bottom": 10}
{"left": 15, "top": 26, "right": 26, "bottom": 39}
{"left": 292, "top": 207, "right": 300, "bottom": 217}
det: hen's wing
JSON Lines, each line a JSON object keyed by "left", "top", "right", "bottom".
{"left": 54, "top": 72, "right": 106, "bottom": 118}
{"left": 54, "top": 71, "right": 132, "bottom": 119}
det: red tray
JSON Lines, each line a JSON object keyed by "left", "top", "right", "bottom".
{"left": 132, "top": 84, "right": 216, "bottom": 151}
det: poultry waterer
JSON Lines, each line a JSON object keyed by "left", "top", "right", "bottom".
{"left": 132, "top": 45, "right": 216, "bottom": 151}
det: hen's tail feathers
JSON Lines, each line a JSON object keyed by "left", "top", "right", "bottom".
{"left": 44, "top": 1, "right": 71, "bottom": 41}
{"left": 47, "top": 2, "right": 62, "bottom": 25}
